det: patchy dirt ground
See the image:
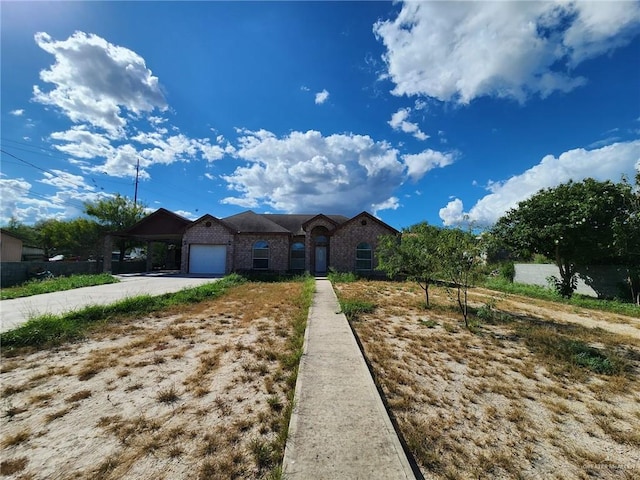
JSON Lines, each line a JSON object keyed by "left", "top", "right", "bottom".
{"left": 334, "top": 280, "right": 640, "bottom": 480}
{"left": 1, "top": 281, "right": 306, "bottom": 480}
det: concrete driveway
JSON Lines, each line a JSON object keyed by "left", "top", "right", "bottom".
{"left": 0, "top": 272, "right": 222, "bottom": 333}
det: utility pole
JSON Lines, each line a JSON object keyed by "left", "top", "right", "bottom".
{"left": 134, "top": 158, "right": 140, "bottom": 205}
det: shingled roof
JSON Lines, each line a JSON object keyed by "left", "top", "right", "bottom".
{"left": 222, "top": 211, "right": 291, "bottom": 234}
{"left": 221, "top": 211, "right": 350, "bottom": 235}
{"left": 264, "top": 214, "right": 349, "bottom": 235}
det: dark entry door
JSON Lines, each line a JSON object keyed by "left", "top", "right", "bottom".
{"left": 315, "top": 246, "right": 327, "bottom": 274}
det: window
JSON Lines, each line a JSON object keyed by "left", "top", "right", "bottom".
{"left": 253, "top": 240, "right": 269, "bottom": 269}
{"left": 290, "top": 242, "right": 305, "bottom": 270}
{"left": 355, "top": 242, "right": 372, "bottom": 271}
{"left": 314, "top": 235, "right": 328, "bottom": 245}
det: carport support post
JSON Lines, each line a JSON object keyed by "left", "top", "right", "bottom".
{"left": 103, "top": 235, "right": 113, "bottom": 273}
{"left": 146, "top": 241, "right": 153, "bottom": 272}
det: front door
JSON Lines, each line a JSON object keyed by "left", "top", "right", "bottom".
{"left": 315, "top": 246, "right": 327, "bottom": 274}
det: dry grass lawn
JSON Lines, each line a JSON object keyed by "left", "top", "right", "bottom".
{"left": 1, "top": 281, "right": 308, "bottom": 480}
{"left": 334, "top": 280, "right": 640, "bottom": 480}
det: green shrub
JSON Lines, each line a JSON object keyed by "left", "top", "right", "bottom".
{"left": 339, "top": 299, "right": 375, "bottom": 321}
{"left": 499, "top": 262, "right": 515, "bottom": 282}
{"left": 327, "top": 269, "right": 358, "bottom": 283}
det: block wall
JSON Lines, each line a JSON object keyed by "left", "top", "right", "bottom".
{"left": 514, "top": 264, "right": 630, "bottom": 299}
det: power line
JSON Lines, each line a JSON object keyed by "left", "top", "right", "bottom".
{"left": 1, "top": 139, "right": 223, "bottom": 216}
{"left": 3, "top": 182, "right": 88, "bottom": 212}
{"left": 0, "top": 138, "right": 134, "bottom": 189}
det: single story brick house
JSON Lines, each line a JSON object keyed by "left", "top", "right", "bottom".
{"left": 183, "top": 210, "right": 398, "bottom": 275}
{"left": 112, "top": 209, "right": 398, "bottom": 275}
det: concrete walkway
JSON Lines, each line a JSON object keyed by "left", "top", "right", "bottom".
{"left": 283, "top": 278, "right": 416, "bottom": 480}
{"left": 0, "top": 273, "right": 221, "bottom": 333}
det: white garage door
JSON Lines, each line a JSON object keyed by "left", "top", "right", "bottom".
{"left": 189, "top": 245, "right": 227, "bottom": 274}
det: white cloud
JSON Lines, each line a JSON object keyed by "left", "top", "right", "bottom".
{"left": 374, "top": 1, "right": 640, "bottom": 104}
{"left": 439, "top": 140, "right": 640, "bottom": 226}
{"left": 10, "top": 109, "right": 24, "bottom": 116}
{"left": 222, "top": 129, "right": 451, "bottom": 215}
{"left": 315, "top": 89, "right": 330, "bottom": 105}
{"left": 174, "top": 209, "right": 198, "bottom": 220}
{"left": 51, "top": 126, "right": 114, "bottom": 159}
{"left": 438, "top": 198, "right": 466, "bottom": 227}
{"left": 372, "top": 197, "right": 400, "bottom": 215}
{"left": 32, "top": 31, "right": 167, "bottom": 135}
{"left": 39, "top": 170, "right": 94, "bottom": 191}
{"left": 0, "top": 178, "right": 34, "bottom": 223}
{"left": 403, "top": 149, "right": 455, "bottom": 181}
{"left": 204, "top": 173, "right": 216, "bottom": 181}
{"left": 388, "top": 107, "right": 428, "bottom": 140}
{"left": 0, "top": 176, "right": 100, "bottom": 224}
{"left": 51, "top": 126, "right": 227, "bottom": 179}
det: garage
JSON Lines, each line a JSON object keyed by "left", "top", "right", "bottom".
{"left": 188, "top": 244, "right": 227, "bottom": 274}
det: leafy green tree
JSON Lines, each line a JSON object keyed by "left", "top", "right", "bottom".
{"left": 376, "top": 222, "right": 441, "bottom": 307}
{"left": 35, "top": 219, "right": 66, "bottom": 259}
{"left": 492, "top": 178, "right": 632, "bottom": 298}
{"left": 612, "top": 173, "right": 640, "bottom": 304}
{"left": 437, "top": 228, "right": 483, "bottom": 327}
{"left": 2, "top": 218, "right": 39, "bottom": 246}
{"left": 84, "top": 194, "right": 146, "bottom": 261}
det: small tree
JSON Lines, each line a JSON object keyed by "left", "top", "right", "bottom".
{"left": 492, "top": 178, "right": 630, "bottom": 298}
{"left": 84, "top": 194, "right": 146, "bottom": 261}
{"left": 437, "top": 228, "right": 483, "bottom": 327}
{"left": 377, "top": 222, "right": 441, "bottom": 307}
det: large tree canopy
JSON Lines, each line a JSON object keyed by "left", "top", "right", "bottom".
{"left": 492, "top": 178, "right": 635, "bottom": 297}
{"left": 84, "top": 194, "right": 146, "bottom": 232}
{"left": 84, "top": 194, "right": 147, "bottom": 261}
{"left": 612, "top": 174, "right": 640, "bottom": 304}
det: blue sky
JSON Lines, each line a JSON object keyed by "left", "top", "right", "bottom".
{"left": 2, "top": 1, "right": 639, "bottom": 231}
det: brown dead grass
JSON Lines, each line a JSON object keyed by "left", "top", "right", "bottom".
{"left": 0, "top": 281, "right": 307, "bottom": 480}
{"left": 335, "top": 279, "right": 640, "bottom": 480}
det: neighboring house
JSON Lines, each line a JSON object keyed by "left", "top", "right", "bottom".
{"left": 114, "top": 209, "right": 398, "bottom": 275}
{"left": 0, "top": 229, "right": 23, "bottom": 262}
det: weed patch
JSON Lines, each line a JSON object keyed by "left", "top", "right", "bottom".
{"left": 0, "top": 457, "right": 28, "bottom": 475}
{"left": 516, "top": 324, "right": 627, "bottom": 376}
{"left": 1, "top": 273, "right": 119, "bottom": 300}
{"left": 336, "top": 279, "right": 640, "bottom": 480}
{"left": 339, "top": 299, "right": 375, "bottom": 321}
{"left": 0, "top": 274, "right": 246, "bottom": 351}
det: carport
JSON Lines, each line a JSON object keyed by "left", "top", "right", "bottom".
{"left": 103, "top": 208, "right": 191, "bottom": 273}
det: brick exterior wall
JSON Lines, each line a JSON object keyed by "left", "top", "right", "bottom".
{"left": 181, "top": 219, "right": 234, "bottom": 273}
{"left": 330, "top": 214, "right": 394, "bottom": 273}
{"left": 233, "top": 234, "right": 290, "bottom": 272}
